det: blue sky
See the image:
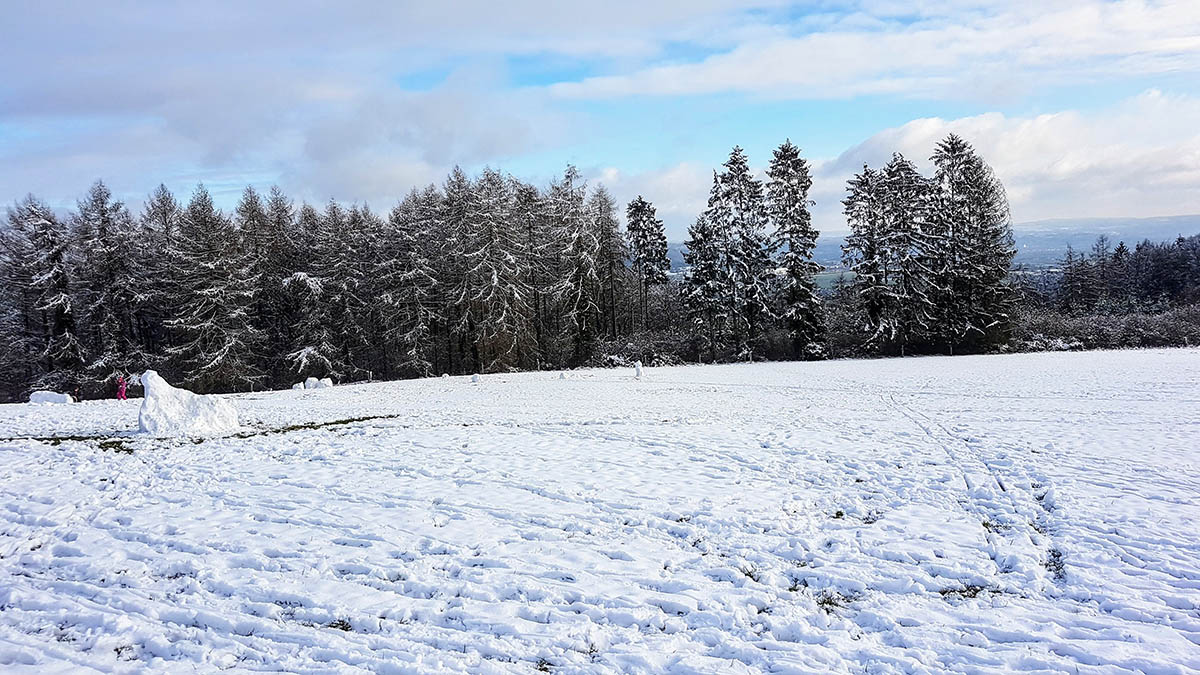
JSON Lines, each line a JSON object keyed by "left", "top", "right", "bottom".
{"left": 3, "top": 1, "right": 1200, "bottom": 238}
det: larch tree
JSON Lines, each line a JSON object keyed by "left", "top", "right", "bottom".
{"left": 590, "top": 185, "right": 627, "bottom": 339}
{"left": 72, "top": 180, "right": 145, "bottom": 388}
{"left": 166, "top": 185, "right": 264, "bottom": 392}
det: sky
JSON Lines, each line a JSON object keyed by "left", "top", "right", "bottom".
{"left": 2, "top": 0, "right": 1200, "bottom": 238}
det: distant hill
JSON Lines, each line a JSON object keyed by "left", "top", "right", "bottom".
{"left": 668, "top": 215, "right": 1200, "bottom": 270}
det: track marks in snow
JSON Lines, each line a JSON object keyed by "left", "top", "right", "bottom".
{"left": 2, "top": 350, "right": 1199, "bottom": 671}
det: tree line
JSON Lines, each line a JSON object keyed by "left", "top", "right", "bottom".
{"left": 1007, "top": 232, "right": 1200, "bottom": 352}
{"left": 0, "top": 134, "right": 1052, "bottom": 400}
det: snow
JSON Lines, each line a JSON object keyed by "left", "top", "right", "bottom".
{"left": 136, "top": 370, "right": 239, "bottom": 437}
{"left": 27, "top": 391, "right": 72, "bottom": 404}
{"left": 1, "top": 349, "right": 1198, "bottom": 672}
{"left": 303, "top": 377, "right": 334, "bottom": 390}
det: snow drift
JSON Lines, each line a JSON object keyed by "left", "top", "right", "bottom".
{"left": 28, "top": 391, "right": 73, "bottom": 404}
{"left": 137, "top": 370, "right": 239, "bottom": 437}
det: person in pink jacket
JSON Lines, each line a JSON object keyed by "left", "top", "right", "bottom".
{"left": 116, "top": 375, "right": 128, "bottom": 401}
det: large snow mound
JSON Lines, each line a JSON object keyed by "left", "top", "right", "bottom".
{"left": 303, "top": 377, "right": 333, "bottom": 389}
{"left": 28, "top": 391, "right": 72, "bottom": 404}
{"left": 137, "top": 370, "right": 239, "bottom": 437}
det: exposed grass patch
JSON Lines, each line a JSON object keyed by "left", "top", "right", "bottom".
{"left": 939, "top": 584, "right": 992, "bottom": 600}
{"left": 98, "top": 439, "right": 134, "bottom": 454}
{"left": 1045, "top": 548, "right": 1066, "bottom": 581}
{"left": 237, "top": 414, "right": 404, "bottom": 438}
{"left": 326, "top": 619, "right": 353, "bottom": 632}
{"left": 0, "top": 434, "right": 138, "bottom": 454}
{"left": 814, "top": 590, "right": 855, "bottom": 613}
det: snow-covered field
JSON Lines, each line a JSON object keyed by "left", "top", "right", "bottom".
{"left": 1, "top": 350, "right": 1198, "bottom": 673}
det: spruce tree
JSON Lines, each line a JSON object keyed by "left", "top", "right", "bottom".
{"left": 765, "top": 140, "right": 823, "bottom": 358}
{"left": 842, "top": 165, "right": 888, "bottom": 345}
{"left": 682, "top": 213, "right": 726, "bottom": 361}
{"left": 879, "top": 153, "right": 937, "bottom": 354}
{"left": 929, "top": 134, "right": 1015, "bottom": 351}
{"left": 704, "top": 147, "right": 772, "bottom": 358}
{"left": 625, "top": 195, "right": 669, "bottom": 331}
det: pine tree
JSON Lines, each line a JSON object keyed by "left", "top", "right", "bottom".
{"left": 72, "top": 180, "right": 146, "bottom": 389}
{"left": 765, "top": 140, "right": 823, "bottom": 358}
{"left": 166, "top": 185, "right": 264, "bottom": 392}
{"left": 625, "top": 195, "right": 669, "bottom": 331}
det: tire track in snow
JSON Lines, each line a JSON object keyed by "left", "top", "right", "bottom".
{"left": 880, "top": 392, "right": 1049, "bottom": 592}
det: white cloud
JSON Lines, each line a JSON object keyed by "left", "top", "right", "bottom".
{"left": 550, "top": 0, "right": 1200, "bottom": 101}
{"left": 811, "top": 89, "right": 1200, "bottom": 230}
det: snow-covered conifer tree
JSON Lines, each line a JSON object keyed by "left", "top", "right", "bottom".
{"left": 137, "top": 184, "right": 181, "bottom": 360}
{"left": 842, "top": 165, "right": 888, "bottom": 344}
{"left": 625, "top": 195, "right": 669, "bottom": 330}
{"left": 702, "top": 147, "right": 773, "bottom": 358}
{"left": 682, "top": 213, "right": 726, "bottom": 361}
{"left": 72, "top": 180, "right": 146, "bottom": 389}
{"left": 590, "top": 185, "right": 627, "bottom": 339}
{"left": 5, "top": 196, "right": 88, "bottom": 392}
{"left": 380, "top": 189, "right": 439, "bottom": 377}
{"left": 765, "top": 141, "right": 823, "bottom": 357}
{"left": 461, "top": 168, "right": 533, "bottom": 371}
{"left": 284, "top": 203, "right": 339, "bottom": 380}
{"left": 166, "top": 185, "right": 264, "bottom": 392}
{"left": 879, "top": 153, "right": 937, "bottom": 353}
{"left": 546, "top": 165, "right": 598, "bottom": 361}
{"left": 929, "top": 134, "right": 1015, "bottom": 351}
